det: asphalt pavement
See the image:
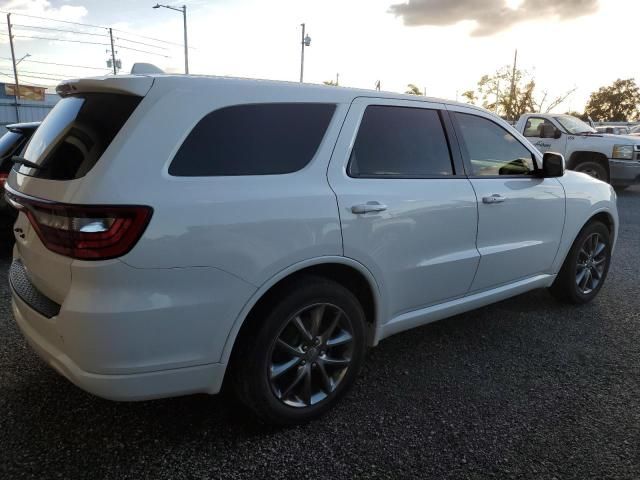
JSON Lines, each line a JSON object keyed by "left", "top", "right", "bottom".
{"left": 1, "top": 187, "right": 639, "bottom": 480}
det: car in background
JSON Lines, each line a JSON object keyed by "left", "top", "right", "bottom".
{"left": 629, "top": 125, "right": 640, "bottom": 136}
{"left": 0, "top": 122, "right": 39, "bottom": 212}
{"left": 596, "top": 126, "right": 631, "bottom": 135}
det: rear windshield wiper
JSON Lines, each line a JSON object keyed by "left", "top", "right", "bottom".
{"left": 11, "top": 156, "right": 43, "bottom": 170}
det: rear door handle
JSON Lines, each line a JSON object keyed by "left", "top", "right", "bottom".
{"left": 482, "top": 194, "right": 507, "bottom": 204}
{"left": 351, "top": 202, "right": 387, "bottom": 214}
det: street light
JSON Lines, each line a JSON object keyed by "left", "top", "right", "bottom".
{"left": 153, "top": 3, "right": 189, "bottom": 74}
{"left": 16, "top": 53, "right": 30, "bottom": 65}
{"left": 299, "top": 23, "right": 311, "bottom": 83}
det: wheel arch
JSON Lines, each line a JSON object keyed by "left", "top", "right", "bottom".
{"left": 220, "top": 256, "right": 383, "bottom": 367}
{"left": 568, "top": 151, "right": 610, "bottom": 179}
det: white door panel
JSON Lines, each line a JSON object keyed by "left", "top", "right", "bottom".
{"left": 469, "top": 177, "right": 565, "bottom": 291}
{"left": 328, "top": 97, "right": 480, "bottom": 320}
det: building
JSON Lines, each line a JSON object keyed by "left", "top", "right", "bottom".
{"left": 0, "top": 82, "right": 59, "bottom": 134}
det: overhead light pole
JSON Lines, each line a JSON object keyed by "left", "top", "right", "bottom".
{"left": 299, "top": 23, "right": 311, "bottom": 82}
{"left": 153, "top": 3, "right": 189, "bottom": 74}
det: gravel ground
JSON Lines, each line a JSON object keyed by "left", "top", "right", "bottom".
{"left": 1, "top": 187, "right": 639, "bottom": 480}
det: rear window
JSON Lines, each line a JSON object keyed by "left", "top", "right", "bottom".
{"left": 168, "top": 103, "right": 336, "bottom": 176}
{"left": 18, "top": 93, "right": 141, "bottom": 180}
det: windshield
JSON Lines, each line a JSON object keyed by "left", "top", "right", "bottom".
{"left": 0, "top": 131, "right": 25, "bottom": 160}
{"left": 553, "top": 115, "right": 597, "bottom": 134}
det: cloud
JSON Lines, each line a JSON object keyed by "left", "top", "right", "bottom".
{"left": 1, "top": 0, "right": 88, "bottom": 22}
{"left": 388, "top": 0, "right": 600, "bottom": 36}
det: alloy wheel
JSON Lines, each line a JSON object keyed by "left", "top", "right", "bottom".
{"left": 575, "top": 232, "right": 607, "bottom": 294}
{"left": 268, "top": 303, "right": 354, "bottom": 408}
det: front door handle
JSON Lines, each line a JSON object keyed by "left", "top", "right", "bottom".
{"left": 351, "top": 202, "right": 387, "bottom": 214}
{"left": 482, "top": 194, "right": 507, "bottom": 204}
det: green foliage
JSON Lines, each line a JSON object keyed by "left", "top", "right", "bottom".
{"left": 405, "top": 84, "right": 423, "bottom": 95}
{"left": 585, "top": 79, "right": 640, "bottom": 122}
{"left": 463, "top": 65, "right": 574, "bottom": 120}
{"left": 323, "top": 80, "right": 338, "bottom": 86}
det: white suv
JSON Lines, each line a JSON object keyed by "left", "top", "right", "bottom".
{"left": 7, "top": 74, "right": 618, "bottom": 424}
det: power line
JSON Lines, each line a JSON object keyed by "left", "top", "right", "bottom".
{"left": 13, "top": 34, "right": 111, "bottom": 47}
{"left": 12, "top": 23, "right": 109, "bottom": 38}
{"left": 114, "top": 43, "right": 170, "bottom": 57}
{"left": 114, "top": 36, "right": 168, "bottom": 51}
{"left": 0, "top": 71, "right": 55, "bottom": 86}
{"left": 0, "top": 70, "right": 63, "bottom": 83}
{"left": 0, "top": 10, "right": 105, "bottom": 30}
{"left": 112, "top": 28, "right": 186, "bottom": 48}
{"left": 0, "top": 57, "right": 106, "bottom": 71}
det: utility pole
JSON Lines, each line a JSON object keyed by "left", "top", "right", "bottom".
{"left": 336, "top": 72, "right": 339, "bottom": 86}
{"left": 109, "top": 28, "right": 117, "bottom": 75}
{"left": 6, "top": 14, "right": 20, "bottom": 122}
{"left": 182, "top": 5, "right": 189, "bottom": 74}
{"left": 509, "top": 49, "right": 518, "bottom": 121}
{"left": 299, "top": 23, "right": 311, "bottom": 82}
{"left": 495, "top": 79, "right": 500, "bottom": 114}
{"left": 375, "top": 80, "right": 381, "bottom": 91}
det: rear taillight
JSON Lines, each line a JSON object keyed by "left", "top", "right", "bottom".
{"left": 6, "top": 189, "right": 152, "bottom": 260}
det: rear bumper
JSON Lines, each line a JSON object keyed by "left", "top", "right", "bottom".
{"left": 9, "top": 256, "right": 257, "bottom": 401}
{"left": 609, "top": 159, "right": 640, "bottom": 186}
{"left": 12, "top": 293, "right": 227, "bottom": 401}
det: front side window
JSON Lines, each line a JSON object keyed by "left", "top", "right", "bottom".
{"left": 455, "top": 113, "right": 537, "bottom": 176}
{"left": 523, "top": 117, "right": 556, "bottom": 137}
{"left": 169, "top": 103, "right": 336, "bottom": 176}
{"left": 348, "top": 105, "right": 454, "bottom": 177}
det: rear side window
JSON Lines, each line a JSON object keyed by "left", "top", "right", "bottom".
{"left": 18, "top": 94, "right": 141, "bottom": 180}
{"left": 348, "top": 105, "right": 454, "bottom": 178}
{"left": 169, "top": 103, "right": 336, "bottom": 176}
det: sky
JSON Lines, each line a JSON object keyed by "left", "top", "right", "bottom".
{"left": 0, "top": 0, "right": 636, "bottom": 112}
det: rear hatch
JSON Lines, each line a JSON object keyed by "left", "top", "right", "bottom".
{"left": 7, "top": 75, "right": 153, "bottom": 305}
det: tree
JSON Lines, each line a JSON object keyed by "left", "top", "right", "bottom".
{"left": 585, "top": 79, "right": 640, "bottom": 122}
{"left": 405, "top": 84, "right": 423, "bottom": 96}
{"left": 564, "top": 111, "right": 590, "bottom": 122}
{"left": 323, "top": 80, "right": 338, "bottom": 86}
{"left": 463, "top": 65, "right": 575, "bottom": 120}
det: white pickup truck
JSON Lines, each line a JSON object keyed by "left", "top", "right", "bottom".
{"left": 515, "top": 113, "right": 640, "bottom": 189}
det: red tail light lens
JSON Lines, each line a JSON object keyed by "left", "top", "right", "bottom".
{"left": 6, "top": 189, "right": 152, "bottom": 260}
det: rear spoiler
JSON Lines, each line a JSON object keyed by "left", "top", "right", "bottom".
{"left": 56, "top": 75, "right": 154, "bottom": 98}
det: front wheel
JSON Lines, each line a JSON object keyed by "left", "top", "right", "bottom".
{"left": 574, "top": 161, "right": 609, "bottom": 183}
{"left": 232, "top": 276, "right": 367, "bottom": 425}
{"left": 549, "top": 221, "right": 612, "bottom": 304}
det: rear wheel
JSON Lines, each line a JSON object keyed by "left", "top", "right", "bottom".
{"left": 549, "top": 221, "right": 612, "bottom": 304}
{"left": 574, "top": 161, "right": 609, "bottom": 183}
{"left": 233, "top": 276, "right": 367, "bottom": 425}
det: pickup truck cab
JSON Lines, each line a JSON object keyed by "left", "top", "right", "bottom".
{"left": 516, "top": 113, "right": 640, "bottom": 189}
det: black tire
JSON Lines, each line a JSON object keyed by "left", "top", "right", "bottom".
{"left": 574, "top": 161, "right": 609, "bottom": 183}
{"left": 549, "top": 221, "right": 612, "bottom": 304}
{"left": 232, "top": 275, "right": 367, "bottom": 425}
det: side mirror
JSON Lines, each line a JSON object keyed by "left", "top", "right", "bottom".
{"left": 541, "top": 152, "right": 565, "bottom": 178}
{"left": 541, "top": 123, "right": 561, "bottom": 139}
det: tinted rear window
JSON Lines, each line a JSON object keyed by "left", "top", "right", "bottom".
{"left": 18, "top": 93, "right": 141, "bottom": 180}
{"left": 168, "top": 103, "right": 336, "bottom": 176}
{"left": 349, "top": 105, "right": 454, "bottom": 177}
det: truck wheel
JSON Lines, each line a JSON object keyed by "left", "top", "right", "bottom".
{"left": 574, "top": 161, "right": 609, "bottom": 183}
{"left": 232, "top": 275, "right": 367, "bottom": 425}
{"left": 549, "top": 221, "right": 611, "bottom": 304}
